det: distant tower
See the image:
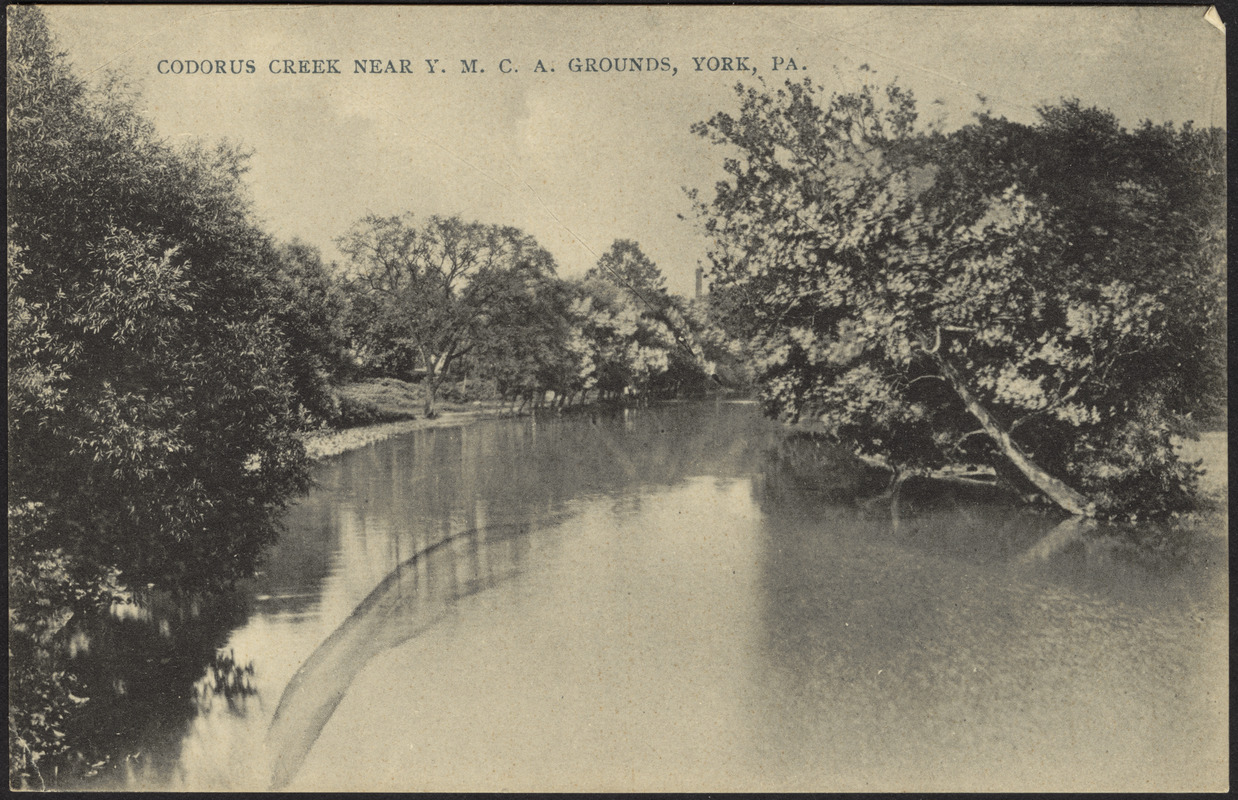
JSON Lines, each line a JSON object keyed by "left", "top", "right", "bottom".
{"left": 695, "top": 266, "right": 704, "bottom": 299}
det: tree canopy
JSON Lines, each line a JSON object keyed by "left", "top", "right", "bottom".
{"left": 692, "top": 77, "right": 1224, "bottom": 517}
{"left": 8, "top": 6, "right": 314, "bottom": 591}
{"left": 586, "top": 238, "right": 668, "bottom": 301}
{"left": 267, "top": 240, "right": 352, "bottom": 425}
{"left": 8, "top": 7, "right": 314, "bottom": 783}
{"left": 338, "top": 213, "right": 561, "bottom": 415}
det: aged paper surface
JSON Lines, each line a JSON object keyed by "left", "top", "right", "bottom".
{"left": 16, "top": 3, "right": 1227, "bottom": 792}
{"left": 37, "top": 3, "right": 1225, "bottom": 298}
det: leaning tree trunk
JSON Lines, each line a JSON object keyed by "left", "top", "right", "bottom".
{"left": 931, "top": 353, "right": 1095, "bottom": 517}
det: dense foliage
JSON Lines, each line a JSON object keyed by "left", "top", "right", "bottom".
{"left": 338, "top": 214, "right": 569, "bottom": 416}
{"left": 8, "top": 8, "right": 313, "bottom": 785}
{"left": 267, "top": 240, "right": 352, "bottom": 425}
{"left": 692, "top": 77, "right": 1224, "bottom": 517}
{"left": 338, "top": 220, "right": 734, "bottom": 411}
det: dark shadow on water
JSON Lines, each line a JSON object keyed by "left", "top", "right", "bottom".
{"left": 57, "top": 589, "right": 255, "bottom": 789}
{"left": 756, "top": 432, "right": 1062, "bottom": 564}
{"left": 756, "top": 429, "right": 1225, "bottom": 574}
{"left": 746, "top": 433, "right": 1226, "bottom": 790}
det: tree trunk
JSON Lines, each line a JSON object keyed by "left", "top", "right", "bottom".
{"left": 931, "top": 353, "right": 1095, "bottom": 517}
{"left": 423, "top": 373, "right": 439, "bottom": 418}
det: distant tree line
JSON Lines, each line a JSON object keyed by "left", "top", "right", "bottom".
{"left": 334, "top": 219, "right": 748, "bottom": 418}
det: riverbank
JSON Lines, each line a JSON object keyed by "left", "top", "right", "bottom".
{"left": 302, "top": 406, "right": 521, "bottom": 460}
{"left": 306, "top": 377, "right": 750, "bottom": 461}
{"left": 306, "top": 407, "right": 1228, "bottom": 510}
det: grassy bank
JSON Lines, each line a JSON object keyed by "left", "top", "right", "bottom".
{"left": 303, "top": 377, "right": 520, "bottom": 460}
{"left": 332, "top": 376, "right": 507, "bottom": 424}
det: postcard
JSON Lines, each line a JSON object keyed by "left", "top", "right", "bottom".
{"left": 9, "top": 4, "right": 1227, "bottom": 792}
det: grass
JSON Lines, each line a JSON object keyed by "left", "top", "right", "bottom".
{"left": 334, "top": 378, "right": 420, "bottom": 425}
{"left": 304, "top": 378, "right": 514, "bottom": 460}
{"left": 335, "top": 377, "right": 507, "bottom": 423}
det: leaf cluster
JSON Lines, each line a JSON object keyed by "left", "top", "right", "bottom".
{"left": 692, "top": 75, "right": 1223, "bottom": 516}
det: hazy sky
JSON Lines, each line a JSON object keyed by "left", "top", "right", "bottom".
{"left": 39, "top": 4, "right": 1225, "bottom": 296}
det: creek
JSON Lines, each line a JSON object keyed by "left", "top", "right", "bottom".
{"left": 72, "top": 401, "right": 1227, "bottom": 791}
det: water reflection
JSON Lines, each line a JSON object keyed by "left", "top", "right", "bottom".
{"left": 195, "top": 650, "right": 258, "bottom": 712}
{"left": 267, "top": 522, "right": 536, "bottom": 789}
{"left": 66, "top": 402, "right": 1225, "bottom": 791}
{"left": 748, "top": 437, "right": 1226, "bottom": 791}
{"left": 289, "top": 476, "right": 770, "bottom": 792}
{"left": 62, "top": 590, "right": 253, "bottom": 788}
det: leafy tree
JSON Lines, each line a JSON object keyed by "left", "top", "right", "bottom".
{"left": 586, "top": 238, "right": 668, "bottom": 302}
{"left": 338, "top": 214, "right": 559, "bottom": 416}
{"left": 646, "top": 295, "right": 739, "bottom": 399}
{"left": 8, "top": 7, "right": 311, "bottom": 783}
{"left": 267, "top": 240, "right": 351, "bottom": 425}
{"left": 469, "top": 271, "right": 594, "bottom": 408}
{"left": 572, "top": 275, "right": 646, "bottom": 400}
{"left": 8, "top": 10, "right": 311, "bottom": 588}
{"left": 692, "top": 294, "right": 757, "bottom": 393}
{"left": 692, "top": 77, "right": 1223, "bottom": 517}
{"left": 580, "top": 241, "right": 720, "bottom": 403}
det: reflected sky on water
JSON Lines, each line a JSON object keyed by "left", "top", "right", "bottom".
{"left": 87, "top": 402, "right": 1226, "bottom": 792}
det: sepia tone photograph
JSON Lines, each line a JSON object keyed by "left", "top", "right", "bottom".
{"left": 7, "top": 3, "right": 1228, "bottom": 792}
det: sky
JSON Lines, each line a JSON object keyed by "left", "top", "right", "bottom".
{"left": 38, "top": 4, "right": 1226, "bottom": 297}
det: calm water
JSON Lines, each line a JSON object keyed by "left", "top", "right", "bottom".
{"left": 78, "top": 402, "right": 1226, "bottom": 791}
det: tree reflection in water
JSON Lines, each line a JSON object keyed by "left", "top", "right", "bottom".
{"left": 267, "top": 522, "right": 535, "bottom": 789}
{"left": 52, "top": 403, "right": 1222, "bottom": 790}
{"left": 58, "top": 589, "right": 254, "bottom": 788}
{"left": 755, "top": 428, "right": 1220, "bottom": 570}
{"left": 194, "top": 649, "right": 258, "bottom": 713}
